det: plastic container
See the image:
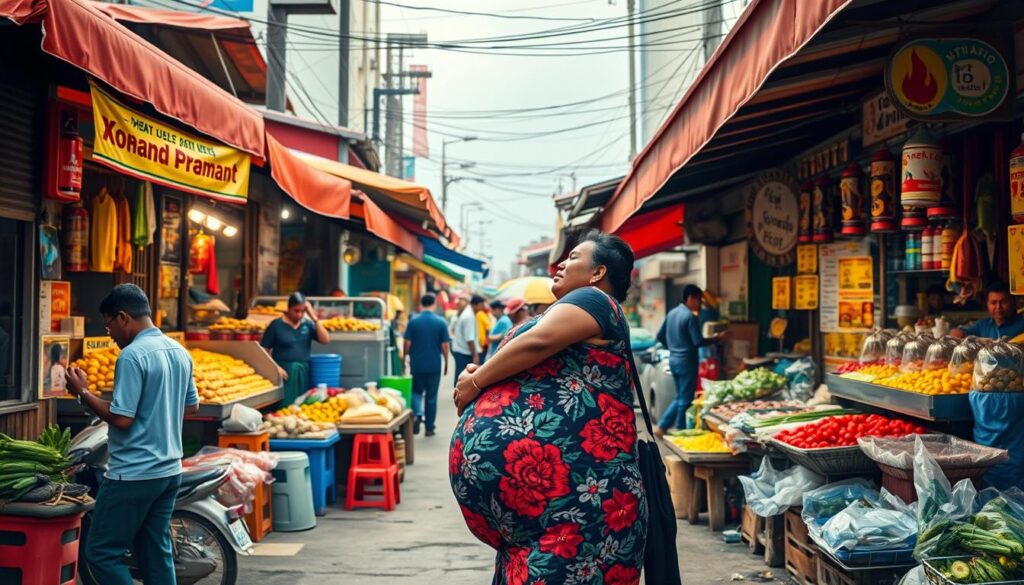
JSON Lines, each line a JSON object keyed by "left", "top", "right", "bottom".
{"left": 308, "top": 354, "right": 342, "bottom": 388}
{"left": 949, "top": 336, "right": 983, "bottom": 375}
{"left": 885, "top": 331, "right": 913, "bottom": 367}
{"left": 924, "top": 336, "right": 959, "bottom": 371}
{"left": 859, "top": 330, "right": 893, "bottom": 364}
{"left": 378, "top": 376, "right": 412, "bottom": 410}
{"left": 185, "top": 330, "right": 211, "bottom": 341}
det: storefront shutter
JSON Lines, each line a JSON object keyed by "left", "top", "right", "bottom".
{"left": 0, "top": 80, "right": 40, "bottom": 222}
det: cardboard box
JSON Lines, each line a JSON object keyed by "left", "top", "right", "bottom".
{"left": 60, "top": 317, "right": 85, "bottom": 338}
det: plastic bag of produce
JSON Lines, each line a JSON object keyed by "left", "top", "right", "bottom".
{"left": 858, "top": 435, "right": 1008, "bottom": 471}
{"left": 221, "top": 404, "right": 263, "bottom": 433}
{"left": 818, "top": 488, "right": 917, "bottom": 554}
{"left": 948, "top": 336, "right": 984, "bottom": 376}
{"left": 886, "top": 331, "right": 914, "bottom": 367}
{"left": 924, "top": 336, "right": 959, "bottom": 371}
{"left": 913, "top": 436, "right": 980, "bottom": 559}
{"left": 739, "top": 457, "right": 824, "bottom": 517}
{"left": 699, "top": 378, "right": 735, "bottom": 410}
{"left": 802, "top": 478, "right": 878, "bottom": 526}
{"left": 973, "top": 339, "right": 1024, "bottom": 392}
{"left": 782, "top": 357, "right": 817, "bottom": 402}
{"left": 860, "top": 329, "right": 894, "bottom": 364}
{"left": 900, "top": 333, "right": 936, "bottom": 373}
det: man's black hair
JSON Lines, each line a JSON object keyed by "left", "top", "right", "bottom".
{"left": 421, "top": 294, "right": 437, "bottom": 307}
{"left": 99, "top": 284, "right": 152, "bottom": 318}
{"left": 986, "top": 281, "right": 1011, "bottom": 298}
{"left": 288, "top": 291, "right": 307, "bottom": 308}
{"left": 471, "top": 294, "right": 486, "bottom": 306}
{"left": 682, "top": 284, "right": 703, "bottom": 302}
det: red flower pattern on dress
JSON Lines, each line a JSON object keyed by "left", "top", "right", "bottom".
{"left": 474, "top": 381, "right": 521, "bottom": 418}
{"left": 449, "top": 438, "right": 464, "bottom": 476}
{"left": 460, "top": 505, "right": 501, "bottom": 548}
{"left": 539, "top": 523, "right": 584, "bottom": 559}
{"left": 499, "top": 438, "right": 571, "bottom": 517}
{"left": 526, "top": 393, "right": 545, "bottom": 410}
{"left": 580, "top": 394, "right": 637, "bottom": 461}
{"left": 603, "top": 564, "right": 640, "bottom": 585}
{"left": 506, "top": 546, "right": 530, "bottom": 585}
{"left": 603, "top": 489, "right": 639, "bottom": 533}
{"left": 589, "top": 350, "right": 623, "bottom": 368}
{"left": 529, "top": 358, "right": 563, "bottom": 379}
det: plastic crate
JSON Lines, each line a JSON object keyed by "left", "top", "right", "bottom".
{"left": 771, "top": 438, "right": 877, "bottom": 476}
{"left": 833, "top": 545, "right": 916, "bottom": 567}
{"left": 923, "top": 556, "right": 1024, "bottom": 585}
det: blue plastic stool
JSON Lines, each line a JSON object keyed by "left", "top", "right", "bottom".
{"left": 270, "top": 432, "right": 340, "bottom": 516}
{"left": 269, "top": 451, "right": 316, "bottom": 532}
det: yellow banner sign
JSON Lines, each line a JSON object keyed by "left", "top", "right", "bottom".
{"left": 772, "top": 277, "right": 792, "bottom": 310}
{"left": 794, "top": 275, "right": 819, "bottom": 310}
{"left": 1010, "top": 226, "right": 1024, "bottom": 295}
{"left": 797, "top": 244, "right": 817, "bottom": 275}
{"left": 90, "top": 83, "right": 250, "bottom": 203}
{"left": 83, "top": 336, "right": 114, "bottom": 355}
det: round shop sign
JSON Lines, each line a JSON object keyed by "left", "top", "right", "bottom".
{"left": 746, "top": 169, "right": 800, "bottom": 267}
{"left": 887, "top": 38, "right": 1010, "bottom": 119}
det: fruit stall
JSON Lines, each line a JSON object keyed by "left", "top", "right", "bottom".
{"left": 250, "top": 296, "right": 392, "bottom": 388}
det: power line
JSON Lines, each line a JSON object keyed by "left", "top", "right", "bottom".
{"left": 372, "top": 0, "right": 597, "bottom": 23}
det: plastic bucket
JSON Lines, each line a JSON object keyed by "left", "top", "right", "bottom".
{"left": 309, "top": 354, "right": 342, "bottom": 388}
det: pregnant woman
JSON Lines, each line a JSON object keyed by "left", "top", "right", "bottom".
{"left": 449, "top": 231, "right": 646, "bottom": 585}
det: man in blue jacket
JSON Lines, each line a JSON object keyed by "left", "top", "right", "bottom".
{"left": 404, "top": 294, "right": 451, "bottom": 437}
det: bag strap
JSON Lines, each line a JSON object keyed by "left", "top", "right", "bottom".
{"left": 594, "top": 289, "right": 657, "bottom": 437}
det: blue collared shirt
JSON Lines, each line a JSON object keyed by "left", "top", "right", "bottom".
{"left": 108, "top": 327, "right": 198, "bottom": 480}
{"left": 961, "top": 316, "right": 1024, "bottom": 340}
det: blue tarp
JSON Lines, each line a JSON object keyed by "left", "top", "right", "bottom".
{"left": 420, "top": 236, "right": 489, "bottom": 276}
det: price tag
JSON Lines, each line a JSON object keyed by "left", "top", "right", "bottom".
{"left": 772, "top": 277, "right": 792, "bottom": 310}
{"left": 795, "top": 275, "right": 820, "bottom": 310}
{"left": 796, "top": 244, "right": 818, "bottom": 274}
{"left": 83, "top": 336, "right": 114, "bottom": 355}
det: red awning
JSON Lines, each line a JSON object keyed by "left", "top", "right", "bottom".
{"left": 266, "top": 133, "right": 351, "bottom": 220}
{"left": 352, "top": 193, "right": 424, "bottom": 258}
{"left": 1, "top": 0, "right": 265, "bottom": 158}
{"left": 601, "top": 0, "right": 852, "bottom": 233}
{"left": 616, "top": 204, "right": 684, "bottom": 261}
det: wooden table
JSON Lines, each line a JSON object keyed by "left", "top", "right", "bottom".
{"left": 336, "top": 409, "right": 414, "bottom": 464}
{"left": 662, "top": 440, "right": 748, "bottom": 532}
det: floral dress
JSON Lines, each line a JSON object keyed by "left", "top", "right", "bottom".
{"left": 449, "top": 287, "right": 647, "bottom": 585}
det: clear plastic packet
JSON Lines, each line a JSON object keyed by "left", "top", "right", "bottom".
{"left": 900, "top": 334, "right": 935, "bottom": 373}
{"left": 886, "top": 331, "right": 914, "bottom": 367}
{"left": 858, "top": 435, "right": 1008, "bottom": 471}
{"left": 738, "top": 457, "right": 825, "bottom": 518}
{"left": 802, "top": 478, "right": 878, "bottom": 525}
{"left": 924, "top": 336, "right": 959, "bottom": 371}
{"left": 860, "top": 329, "right": 894, "bottom": 364}
{"left": 973, "top": 339, "right": 1024, "bottom": 392}
{"left": 949, "top": 336, "right": 984, "bottom": 375}
{"left": 819, "top": 488, "right": 917, "bottom": 554}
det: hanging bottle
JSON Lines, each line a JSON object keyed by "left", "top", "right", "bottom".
{"left": 928, "top": 153, "right": 959, "bottom": 221}
{"left": 62, "top": 200, "right": 89, "bottom": 272}
{"left": 869, "top": 148, "right": 898, "bottom": 232}
{"left": 812, "top": 175, "right": 834, "bottom": 243}
{"left": 1011, "top": 132, "right": 1024, "bottom": 223}
{"left": 840, "top": 163, "right": 865, "bottom": 237}
{"left": 798, "top": 181, "right": 813, "bottom": 243}
{"left": 901, "top": 127, "right": 943, "bottom": 208}
{"left": 55, "top": 111, "right": 83, "bottom": 201}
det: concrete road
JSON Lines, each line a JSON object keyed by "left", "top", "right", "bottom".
{"left": 240, "top": 380, "right": 776, "bottom": 584}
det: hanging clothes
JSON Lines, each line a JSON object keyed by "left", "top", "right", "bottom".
{"left": 114, "top": 193, "right": 132, "bottom": 273}
{"left": 189, "top": 232, "right": 220, "bottom": 295}
{"left": 90, "top": 187, "right": 118, "bottom": 272}
{"left": 133, "top": 182, "right": 156, "bottom": 249}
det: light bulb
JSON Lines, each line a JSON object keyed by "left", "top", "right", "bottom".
{"left": 187, "top": 209, "right": 205, "bottom": 223}
{"left": 222, "top": 225, "right": 238, "bottom": 237}
{"left": 281, "top": 208, "right": 291, "bottom": 220}
{"left": 204, "top": 216, "right": 222, "bottom": 231}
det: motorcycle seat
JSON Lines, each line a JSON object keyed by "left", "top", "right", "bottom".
{"left": 177, "top": 466, "right": 225, "bottom": 498}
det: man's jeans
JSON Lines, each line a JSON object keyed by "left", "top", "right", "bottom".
{"left": 86, "top": 474, "right": 181, "bottom": 585}
{"left": 452, "top": 351, "right": 474, "bottom": 382}
{"left": 412, "top": 372, "right": 442, "bottom": 432}
{"left": 657, "top": 356, "right": 697, "bottom": 431}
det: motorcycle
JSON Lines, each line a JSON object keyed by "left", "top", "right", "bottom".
{"left": 69, "top": 419, "right": 254, "bottom": 585}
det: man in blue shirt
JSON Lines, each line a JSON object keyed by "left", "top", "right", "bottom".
{"left": 66, "top": 284, "right": 199, "bottom": 585}
{"left": 655, "top": 284, "right": 727, "bottom": 437}
{"left": 486, "top": 299, "right": 513, "bottom": 360}
{"left": 951, "top": 281, "right": 1024, "bottom": 340}
{"left": 404, "top": 294, "right": 451, "bottom": 437}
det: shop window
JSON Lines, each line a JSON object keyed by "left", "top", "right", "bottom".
{"left": 0, "top": 218, "right": 25, "bottom": 403}
{"left": 185, "top": 200, "right": 245, "bottom": 329}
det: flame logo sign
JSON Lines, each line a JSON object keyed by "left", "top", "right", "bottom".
{"left": 901, "top": 50, "right": 938, "bottom": 104}
{"left": 891, "top": 45, "right": 946, "bottom": 113}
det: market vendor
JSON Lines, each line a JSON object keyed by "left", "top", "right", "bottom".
{"left": 260, "top": 292, "right": 330, "bottom": 404}
{"left": 949, "top": 282, "right": 1024, "bottom": 340}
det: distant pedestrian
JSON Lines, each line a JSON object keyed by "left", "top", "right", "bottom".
{"left": 451, "top": 294, "right": 481, "bottom": 379}
{"left": 655, "top": 284, "right": 728, "bottom": 436}
{"left": 476, "top": 296, "right": 494, "bottom": 363}
{"left": 65, "top": 284, "right": 199, "bottom": 585}
{"left": 504, "top": 297, "right": 530, "bottom": 327}
{"left": 486, "top": 300, "right": 511, "bottom": 360}
{"left": 404, "top": 294, "right": 450, "bottom": 437}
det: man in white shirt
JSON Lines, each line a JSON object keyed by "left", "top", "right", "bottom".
{"left": 451, "top": 294, "right": 481, "bottom": 380}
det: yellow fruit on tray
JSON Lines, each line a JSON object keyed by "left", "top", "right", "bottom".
{"left": 272, "top": 396, "right": 348, "bottom": 424}
{"left": 320, "top": 317, "right": 381, "bottom": 333}
{"left": 189, "top": 348, "right": 275, "bottom": 404}
{"left": 70, "top": 347, "right": 121, "bottom": 395}
{"left": 209, "top": 317, "right": 268, "bottom": 333}
{"left": 874, "top": 367, "right": 971, "bottom": 395}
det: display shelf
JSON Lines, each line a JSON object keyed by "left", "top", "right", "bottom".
{"left": 100, "top": 386, "right": 283, "bottom": 419}
{"left": 825, "top": 374, "right": 971, "bottom": 422}
{"left": 887, "top": 269, "right": 947, "bottom": 276}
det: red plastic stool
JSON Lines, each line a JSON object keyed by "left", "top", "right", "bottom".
{"left": 345, "top": 463, "right": 401, "bottom": 511}
{"left": 0, "top": 512, "right": 84, "bottom": 585}
{"left": 352, "top": 433, "right": 397, "bottom": 467}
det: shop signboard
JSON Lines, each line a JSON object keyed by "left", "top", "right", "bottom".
{"left": 796, "top": 244, "right": 817, "bottom": 275}
{"left": 1010, "top": 225, "right": 1024, "bottom": 295}
{"left": 861, "top": 90, "right": 910, "bottom": 147}
{"left": 89, "top": 83, "right": 251, "bottom": 203}
{"left": 819, "top": 241, "right": 871, "bottom": 332}
{"left": 83, "top": 336, "right": 114, "bottom": 355}
{"left": 39, "top": 280, "right": 71, "bottom": 334}
{"left": 745, "top": 169, "right": 801, "bottom": 267}
{"left": 40, "top": 335, "right": 70, "bottom": 399}
{"left": 886, "top": 35, "right": 1014, "bottom": 120}
{"left": 772, "top": 277, "right": 792, "bottom": 310}
{"left": 837, "top": 256, "right": 875, "bottom": 330}
{"left": 794, "top": 275, "right": 819, "bottom": 310}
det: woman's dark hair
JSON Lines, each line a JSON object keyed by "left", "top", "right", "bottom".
{"left": 582, "top": 230, "right": 634, "bottom": 302}
{"left": 48, "top": 343, "right": 63, "bottom": 363}
{"left": 99, "top": 284, "right": 152, "bottom": 318}
{"left": 288, "top": 292, "right": 307, "bottom": 308}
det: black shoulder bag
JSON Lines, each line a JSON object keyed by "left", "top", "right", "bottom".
{"left": 606, "top": 296, "right": 682, "bottom": 585}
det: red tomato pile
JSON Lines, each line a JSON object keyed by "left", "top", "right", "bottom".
{"left": 774, "top": 414, "right": 926, "bottom": 449}
{"left": 835, "top": 359, "right": 883, "bottom": 374}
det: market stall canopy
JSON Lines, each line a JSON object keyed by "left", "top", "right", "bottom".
{"left": 397, "top": 254, "right": 466, "bottom": 287}
{"left": 0, "top": 0, "right": 266, "bottom": 158}
{"left": 616, "top": 203, "right": 685, "bottom": 260}
{"left": 351, "top": 192, "right": 423, "bottom": 258}
{"left": 91, "top": 2, "right": 267, "bottom": 104}
{"left": 496, "top": 276, "right": 556, "bottom": 305}
{"left": 420, "top": 236, "right": 489, "bottom": 276}
{"left": 266, "top": 133, "right": 352, "bottom": 220}
{"left": 596, "top": 0, "right": 1005, "bottom": 233}
{"left": 292, "top": 151, "right": 457, "bottom": 245}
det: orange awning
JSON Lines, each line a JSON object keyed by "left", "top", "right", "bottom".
{"left": 1, "top": 0, "right": 265, "bottom": 158}
{"left": 266, "top": 133, "right": 352, "bottom": 220}
{"left": 616, "top": 204, "right": 684, "bottom": 261}
{"left": 293, "top": 151, "right": 458, "bottom": 245}
{"left": 601, "top": 0, "right": 852, "bottom": 233}
{"left": 351, "top": 193, "right": 424, "bottom": 258}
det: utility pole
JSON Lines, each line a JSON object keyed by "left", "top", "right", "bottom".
{"left": 627, "top": 0, "right": 638, "bottom": 160}
{"left": 265, "top": 0, "right": 336, "bottom": 113}
{"left": 338, "top": 0, "right": 350, "bottom": 127}
{"left": 442, "top": 136, "right": 477, "bottom": 214}
{"left": 381, "top": 33, "right": 428, "bottom": 177}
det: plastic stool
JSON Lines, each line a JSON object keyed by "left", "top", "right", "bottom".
{"left": 352, "top": 433, "right": 397, "bottom": 467}
{"left": 270, "top": 452, "right": 317, "bottom": 532}
{"left": 218, "top": 430, "right": 272, "bottom": 541}
{"left": 345, "top": 462, "right": 401, "bottom": 511}
{"left": 270, "top": 432, "right": 340, "bottom": 516}
{"left": 0, "top": 512, "right": 84, "bottom": 585}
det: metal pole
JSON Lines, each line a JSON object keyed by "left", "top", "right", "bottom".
{"left": 266, "top": 5, "right": 288, "bottom": 112}
{"left": 441, "top": 140, "right": 448, "bottom": 214}
{"left": 372, "top": 88, "right": 382, "bottom": 141}
{"left": 627, "top": 0, "right": 637, "bottom": 160}
{"left": 338, "top": 0, "right": 350, "bottom": 127}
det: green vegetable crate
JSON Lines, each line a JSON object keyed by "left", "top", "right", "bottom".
{"left": 924, "top": 557, "right": 1024, "bottom": 585}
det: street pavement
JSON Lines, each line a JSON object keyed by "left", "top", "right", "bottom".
{"left": 240, "top": 377, "right": 777, "bottom": 584}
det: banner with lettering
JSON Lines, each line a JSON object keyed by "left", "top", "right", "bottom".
{"left": 89, "top": 83, "right": 250, "bottom": 203}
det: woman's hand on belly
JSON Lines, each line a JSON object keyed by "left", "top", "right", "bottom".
{"left": 454, "top": 364, "right": 481, "bottom": 415}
